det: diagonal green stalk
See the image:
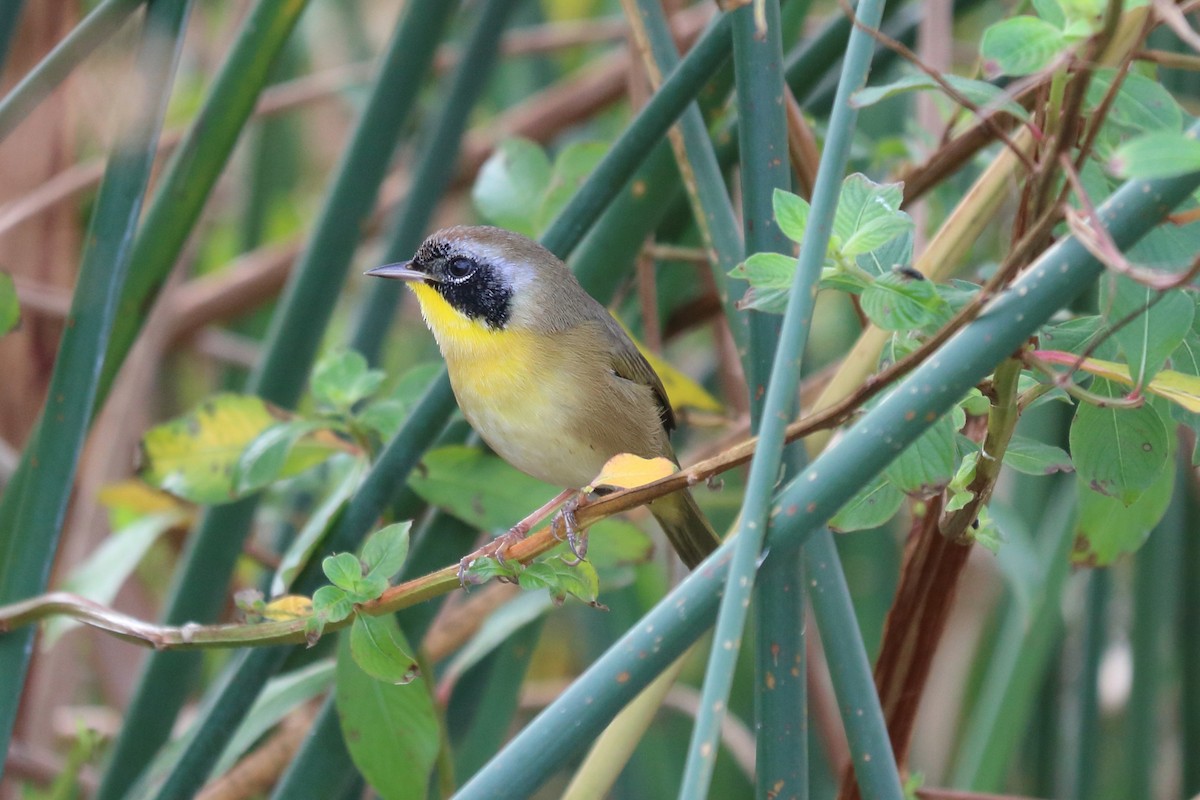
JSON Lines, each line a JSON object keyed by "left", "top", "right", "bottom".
{"left": 679, "top": 0, "right": 887, "bottom": 795}
{"left": 0, "top": 0, "right": 192, "bottom": 762}
{"left": 0, "top": 0, "right": 143, "bottom": 140}
{"left": 97, "top": 0, "right": 312, "bottom": 405}
{"left": 453, "top": 122, "right": 1200, "bottom": 800}
{"left": 727, "top": 1, "right": 810, "bottom": 794}
{"left": 624, "top": 1, "right": 749, "bottom": 360}
{"left": 351, "top": 0, "right": 524, "bottom": 364}
{"left": 94, "top": 4, "right": 460, "bottom": 795}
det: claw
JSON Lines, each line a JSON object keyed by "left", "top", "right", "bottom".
{"left": 554, "top": 494, "right": 590, "bottom": 563}
{"left": 457, "top": 528, "right": 526, "bottom": 587}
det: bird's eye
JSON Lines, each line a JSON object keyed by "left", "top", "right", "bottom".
{"left": 446, "top": 257, "right": 475, "bottom": 280}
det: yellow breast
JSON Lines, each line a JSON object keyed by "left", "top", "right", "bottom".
{"left": 409, "top": 282, "right": 600, "bottom": 485}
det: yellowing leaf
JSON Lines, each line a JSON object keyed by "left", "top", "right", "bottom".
{"left": 589, "top": 453, "right": 676, "bottom": 491}
{"left": 97, "top": 480, "right": 189, "bottom": 516}
{"left": 612, "top": 316, "right": 723, "bottom": 414}
{"left": 263, "top": 595, "right": 314, "bottom": 621}
{"left": 139, "top": 394, "right": 339, "bottom": 504}
{"left": 1035, "top": 351, "right": 1200, "bottom": 413}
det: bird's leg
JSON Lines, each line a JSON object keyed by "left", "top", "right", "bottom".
{"left": 458, "top": 487, "right": 576, "bottom": 584}
{"left": 554, "top": 492, "right": 593, "bottom": 565}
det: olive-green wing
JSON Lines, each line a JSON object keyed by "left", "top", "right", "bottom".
{"left": 600, "top": 317, "right": 676, "bottom": 433}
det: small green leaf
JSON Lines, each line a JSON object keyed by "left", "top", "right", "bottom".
{"left": 1069, "top": 382, "right": 1169, "bottom": 504}
{"left": 465, "top": 556, "right": 522, "bottom": 583}
{"left": 860, "top": 271, "right": 949, "bottom": 332}
{"left": 730, "top": 252, "right": 795, "bottom": 314}
{"left": 1074, "top": 456, "right": 1175, "bottom": 565}
{"left": 312, "top": 585, "right": 354, "bottom": 624}
{"left": 361, "top": 521, "right": 411, "bottom": 583}
{"left": 773, "top": 188, "right": 810, "bottom": 242}
{"left": 1002, "top": 435, "right": 1074, "bottom": 475}
{"left": 1086, "top": 69, "right": 1183, "bottom": 135}
{"left": 981, "top": 16, "right": 1066, "bottom": 77}
{"left": 1102, "top": 278, "right": 1193, "bottom": 387}
{"left": 350, "top": 614, "right": 419, "bottom": 684}
{"left": 852, "top": 73, "right": 1030, "bottom": 121}
{"left": 0, "top": 271, "right": 18, "bottom": 336}
{"left": 1110, "top": 131, "right": 1200, "bottom": 179}
{"left": 471, "top": 137, "right": 552, "bottom": 237}
{"left": 833, "top": 174, "right": 912, "bottom": 258}
{"left": 829, "top": 474, "right": 905, "bottom": 532}
{"left": 336, "top": 626, "right": 438, "bottom": 798}
{"left": 312, "top": 350, "right": 384, "bottom": 411}
{"left": 323, "top": 552, "right": 365, "bottom": 593}
{"left": 518, "top": 558, "right": 601, "bottom": 606}
{"left": 233, "top": 419, "right": 331, "bottom": 494}
{"left": 885, "top": 413, "right": 958, "bottom": 495}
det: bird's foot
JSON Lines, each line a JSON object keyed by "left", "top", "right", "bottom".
{"left": 458, "top": 527, "right": 528, "bottom": 586}
{"left": 552, "top": 493, "right": 591, "bottom": 565}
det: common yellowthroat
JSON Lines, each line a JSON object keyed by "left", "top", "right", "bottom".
{"left": 367, "top": 225, "right": 720, "bottom": 573}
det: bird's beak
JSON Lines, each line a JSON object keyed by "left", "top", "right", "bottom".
{"left": 365, "top": 261, "right": 431, "bottom": 282}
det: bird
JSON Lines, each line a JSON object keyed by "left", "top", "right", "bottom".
{"left": 366, "top": 225, "right": 720, "bottom": 579}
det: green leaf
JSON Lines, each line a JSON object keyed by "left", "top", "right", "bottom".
{"left": 852, "top": 73, "right": 1030, "bottom": 121}
{"left": 0, "top": 271, "right": 18, "bottom": 336}
{"left": 272, "top": 458, "right": 366, "bottom": 596}
{"left": 860, "top": 271, "right": 949, "bottom": 332}
{"left": 1086, "top": 69, "right": 1183, "bottom": 135}
{"left": 857, "top": 230, "right": 914, "bottom": 279}
{"left": 1069, "top": 382, "right": 1169, "bottom": 505}
{"left": 517, "top": 557, "right": 601, "bottom": 606}
{"left": 772, "top": 188, "right": 810, "bottom": 242}
{"left": 534, "top": 141, "right": 607, "bottom": 235}
{"left": 584, "top": 521, "right": 655, "bottom": 569}
{"left": 336, "top": 626, "right": 438, "bottom": 799}
{"left": 833, "top": 174, "right": 912, "bottom": 258}
{"left": 885, "top": 412, "right": 958, "bottom": 495}
{"left": 730, "top": 252, "right": 795, "bottom": 314}
{"left": 312, "top": 585, "right": 354, "bottom": 625}
{"left": 323, "top": 552, "right": 365, "bottom": 593}
{"left": 471, "top": 137, "right": 552, "bottom": 238}
{"left": 1110, "top": 131, "right": 1200, "bottom": 179}
{"left": 1074, "top": 456, "right": 1175, "bottom": 565}
{"left": 312, "top": 349, "right": 384, "bottom": 411}
{"left": 1039, "top": 315, "right": 1113, "bottom": 358}
{"left": 1102, "top": 276, "right": 1193, "bottom": 385}
{"left": 350, "top": 614, "right": 419, "bottom": 685}
{"left": 981, "top": 16, "right": 1066, "bottom": 77}
{"left": 361, "top": 521, "right": 411, "bottom": 584}
{"left": 828, "top": 474, "right": 905, "bottom": 532}
{"left": 1002, "top": 435, "right": 1074, "bottom": 476}
{"left": 140, "top": 394, "right": 304, "bottom": 504}
{"left": 233, "top": 419, "right": 332, "bottom": 495}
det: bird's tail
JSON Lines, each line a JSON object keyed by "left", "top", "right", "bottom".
{"left": 648, "top": 488, "right": 721, "bottom": 569}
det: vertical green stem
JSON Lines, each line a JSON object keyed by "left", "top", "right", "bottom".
{"left": 1182, "top": 474, "right": 1200, "bottom": 796}
{"left": 728, "top": 0, "right": 808, "bottom": 794}
{"left": 1071, "top": 568, "right": 1108, "bottom": 800}
{"left": 680, "top": 0, "right": 887, "bottom": 795}
{"left": 0, "top": 0, "right": 191, "bottom": 759}
{"left": 0, "top": 1, "right": 24, "bottom": 74}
